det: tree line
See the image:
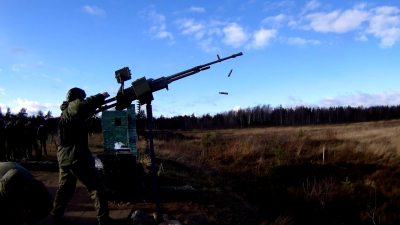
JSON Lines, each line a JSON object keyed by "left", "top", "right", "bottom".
{"left": 0, "top": 107, "right": 58, "bottom": 131}
{"left": 0, "top": 106, "right": 105, "bottom": 133}
{"left": 152, "top": 105, "right": 400, "bottom": 130}
{"left": 3, "top": 104, "right": 400, "bottom": 132}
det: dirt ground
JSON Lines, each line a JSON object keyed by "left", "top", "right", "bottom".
{"left": 30, "top": 156, "right": 263, "bottom": 225}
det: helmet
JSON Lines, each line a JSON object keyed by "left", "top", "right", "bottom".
{"left": 66, "top": 88, "right": 86, "bottom": 102}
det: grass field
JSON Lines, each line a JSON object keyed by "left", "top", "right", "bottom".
{"left": 148, "top": 120, "right": 400, "bottom": 224}
{"left": 42, "top": 119, "right": 400, "bottom": 224}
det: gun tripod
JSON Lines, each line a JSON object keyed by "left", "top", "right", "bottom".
{"left": 143, "top": 100, "right": 162, "bottom": 222}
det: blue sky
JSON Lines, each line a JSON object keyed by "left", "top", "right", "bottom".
{"left": 1, "top": 0, "right": 400, "bottom": 118}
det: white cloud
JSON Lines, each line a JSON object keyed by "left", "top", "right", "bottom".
{"left": 355, "top": 35, "right": 368, "bottom": 41}
{"left": 199, "top": 38, "right": 219, "bottom": 52}
{"left": 373, "top": 6, "right": 400, "bottom": 15}
{"left": 208, "top": 27, "right": 223, "bottom": 36}
{"left": 147, "top": 10, "right": 175, "bottom": 45}
{"left": 318, "top": 91, "right": 400, "bottom": 107}
{"left": 367, "top": 7, "right": 400, "bottom": 48}
{"left": 83, "top": 6, "right": 106, "bottom": 16}
{"left": 302, "top": 0, "right": 321, "bottom": 14}
{"left": 0, "top": 68, "right": 2, "bottom": 73}
{"left": 286, "top": 96, "right": 318, "bottom": 108}
{"left": 262, "top": 14, "right": 287, "bottom": 27}
{"left": 264, "top": 1, "right": 295, "bottom": 10}
{"left": 289, "top": 4, "right": 400, "bottom": 47}
{"left": 176, "top": 18, "right": 205, "bottom": 39}
{"left": 12, "top": 98, "right": 60, "bottom": 116}
{"left": 286, "top": 91, "right": 400, "bottom": 108}
{"left": 0, "top": 103, "right": 7, "bottom": 109}
{"left": 55, "top": 78, "right": 61, "bottom": 82}
{"left": 188, "top": 7, "right": 205, "bottom": 13}
{"left": 0, "top": 88, "right": 6, "bottom": 95}
{"left": 173, "top": 6, "right": 205, "bottom": 14}
{"left": 354, "top": 3, "right": 367, "bottom": 10}
{"left": 233, "top": 106, "right": 241, "bottom": 112}
{"left": 174, "top": 18, "right": 229, "bottom": 52}
{"left": 246, "top": 28, "right": 277, "bottom": 49}
{"left": 222, "top": 23, "right": 249, "bottom": 47}
{"left": 11, "top": 65, "right": 19, "bottom": 72}
{"left": 287, "top": 37, "right": 321, "bottom": 45}
{"left": 304, "top": 9, "right": 369, "bottom": 33}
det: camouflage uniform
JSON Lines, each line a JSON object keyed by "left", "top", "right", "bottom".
{"left": 25, "top": 122, "right": 39, "bottom": 158}
{"left": 0, "top": 119, "right": 5, "bottom": 161}
{"left": 0, "top": 162, "right": 53, "bottom": 224}
{"left": 52, "top": 93, "right": 110, "bottom": 222}
{"left": 13, "top": 121, "right": 25, "bottom": 160}
{"left": 5, "top": 122, "right": 15, "bottom": 160}
{"left": 37, "top": 125, "right": 48, "bottom": 156}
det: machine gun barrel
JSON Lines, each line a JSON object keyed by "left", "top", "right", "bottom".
{"left": 165, "top": 52, "right": 242, "bottom": 84}
{"left": 95, "top": 52, "right": 243, "bottom": 114}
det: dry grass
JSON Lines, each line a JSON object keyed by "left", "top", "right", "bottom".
{"left": 37, "top": 119, "right": 400, "bottom": 224}
{"left": 145, "top": 120, "right": 400, "bottom": 224}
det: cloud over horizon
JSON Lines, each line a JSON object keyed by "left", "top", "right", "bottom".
{"left": 1, "top": 98, "right": 61, "bottom": 116}
{"left": 286, "top": 91, "right": 400, "bottom": 109}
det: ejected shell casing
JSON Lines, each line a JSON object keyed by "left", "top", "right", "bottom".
{"left": 228, "top": 69, "right": 233, "bottom": 77}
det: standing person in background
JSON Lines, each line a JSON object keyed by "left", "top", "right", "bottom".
{"left": 13, "top": 119, "right": 25, "bottom": 160}
{"left": 23, "top": 122, "right": 29, "bottom": 158}
{"left": 25, "top": 121, "right": 39, "bottom": 158}
{"left": 0, "top": 118, "right": 6, "bottom": 161}
{"left": 5, "top": 121, "right": 15, "bottom": 161}
{"left": 37, "top": 123, "right": 48, "bottom": 157}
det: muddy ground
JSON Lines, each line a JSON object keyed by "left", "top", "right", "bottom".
{"left": 30, "top": 157, "right": 264, "bottom": 225}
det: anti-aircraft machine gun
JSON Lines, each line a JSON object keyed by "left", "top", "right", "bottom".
{"left": 95, "top": 52, "right": 243, "bottom": 113}
{"left": 96, "top": 52, "right": 243, "bottom": 220}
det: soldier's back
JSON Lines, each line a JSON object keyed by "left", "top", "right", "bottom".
{"left": 0, "top": 162, "right": 34, "bottom": 179}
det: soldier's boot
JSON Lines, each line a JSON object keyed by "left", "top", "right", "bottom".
{"left": 54, "top": 216, "right": 70, "bottom": 225}
{"left": 98, "top": 216, "right": 125, "bottom": 225}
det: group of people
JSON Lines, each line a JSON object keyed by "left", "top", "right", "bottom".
{"left": 0, "top": 118, "right": 48, "bottom": 161}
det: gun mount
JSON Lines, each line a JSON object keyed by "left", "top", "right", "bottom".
{"left": 96, "top": 52, "right": 243, "bottom": 222}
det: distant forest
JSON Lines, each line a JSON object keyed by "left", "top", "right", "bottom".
{"left": 152, "top": 105, "right": 400, "bottom": 130}
{"left": 2, "top": 105, "right": 400, "bottom": 132}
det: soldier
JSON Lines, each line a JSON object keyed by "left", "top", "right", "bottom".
{"left": 23, "top": 122, "right": 29, "bottom": 157}
{"left": 5, "top": 121, "right": 15, "bottom": 161}
{"left": 0, "top": 118, "right": 5, "bottom": 161}
{"left": 0, "top": 162, "right": 53, "bottom": 224}
{"left": 13, "top": 119, "right": 25, "bottom": 160}
{"left": 25, "top": 121, "right": 39, "bottom": 158}
{"left": 37, "top": 123, "right": 48, "bottom": 157}
{"left": 53, "top": 87, "right": 123, "bottom": 225}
